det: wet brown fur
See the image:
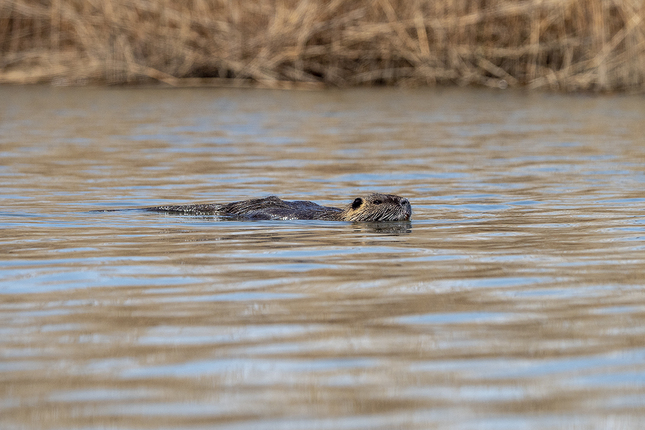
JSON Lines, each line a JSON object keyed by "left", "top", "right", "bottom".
{"left": 147, "top": 193, "right": 411, "bottom": 222}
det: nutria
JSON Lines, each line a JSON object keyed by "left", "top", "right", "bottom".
{"left": 145, "top": 193, "right": 412, "bottom": 222}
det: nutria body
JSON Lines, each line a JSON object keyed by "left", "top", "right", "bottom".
{"left": 146, "top": 193, "right": 411, "bottom": 222}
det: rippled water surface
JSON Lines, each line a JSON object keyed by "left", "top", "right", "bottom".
{"left": 2, "top": 86, "right": 645, "bottom": 429}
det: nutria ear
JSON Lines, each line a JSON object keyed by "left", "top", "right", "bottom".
{"left": 352, "top": 198, "right": 363, "bottom": 209}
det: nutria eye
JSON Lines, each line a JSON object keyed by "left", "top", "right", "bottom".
{"left": 373, "top": 200, "right": 382, "bottom": 205}
{"left": 352, "top": 198, "right": 363, "bottom": 209}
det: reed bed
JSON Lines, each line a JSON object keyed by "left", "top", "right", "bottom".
{"left": 1, "top": 0, "right": 644, "bottom": 91}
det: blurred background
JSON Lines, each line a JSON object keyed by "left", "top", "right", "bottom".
{"left": 1, "top": 0, "right": 644, "bottom": 91}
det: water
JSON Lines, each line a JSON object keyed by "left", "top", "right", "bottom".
{"left": 1, "top": 85, "right": 645, "bottom": 429}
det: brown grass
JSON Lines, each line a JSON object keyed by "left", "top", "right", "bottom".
{"left": 1, "top": 0, "right": 644, "bottom": 91}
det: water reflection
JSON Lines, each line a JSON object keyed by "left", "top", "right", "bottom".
{"left": 351, "top": 221, "right": 412, "bottom": 235}
{"left": 1, "top": 86, "right": 645, "bottom": 428}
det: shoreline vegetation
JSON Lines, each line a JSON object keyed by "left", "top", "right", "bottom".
{"left": 1, "top": 0, "right": 644, "bottom": 91}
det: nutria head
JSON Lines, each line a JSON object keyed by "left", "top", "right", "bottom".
{"left": 340, "top": 193, "right": 412, "bottom": 222}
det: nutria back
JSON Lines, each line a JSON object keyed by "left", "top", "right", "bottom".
{"left": 146, "top": 193, "right": 411, "bottom": 222}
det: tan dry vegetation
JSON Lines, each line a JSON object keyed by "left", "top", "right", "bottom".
{"left": 1, "top": 0, "right": 644, "bottom": 91}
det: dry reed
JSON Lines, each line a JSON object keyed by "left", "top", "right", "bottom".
{"left": 1, "top": 0, "right": 644, "bottom": 91}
